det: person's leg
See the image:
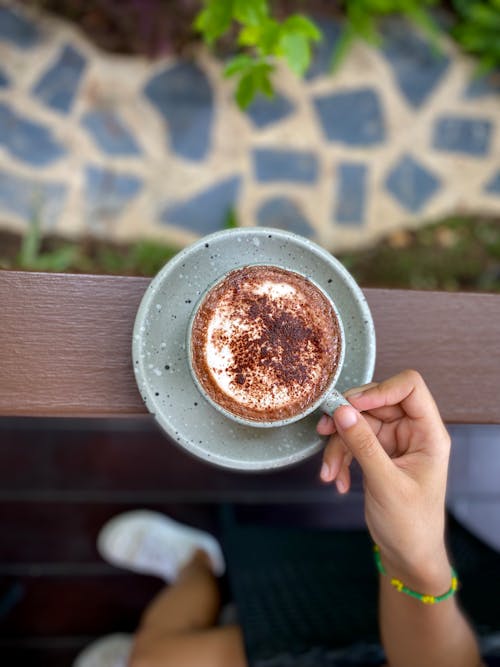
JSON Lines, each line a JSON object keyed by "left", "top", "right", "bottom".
{"left": 129, "top": 550, "right": 247, "bottom": 667}
{"left": 130, "top": 627, "right": 246, "bottom": 667}
{"left": 137, "top": 550, "right": 221, "bottom": 634}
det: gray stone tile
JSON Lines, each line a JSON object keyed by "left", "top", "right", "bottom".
{"left": 161, "top": 175, "right": 241, "bottom": 234}
{"left": 484, "top": 170, "right": 500, "bottom": 196}
{"left": 144, "top": 62, "right": 214, "bottom": 161}
{"left": 32, "top": 44, "right": 86, "bottom": 114}
{"left": 245, "top": 93, "right": 294, "bottom": 128}
{"left": 82, "top": 110, "right": 141, "bottom": 156}
{"left": 0, "top": 6, "right": 40, "bottom": 48}
{"left": 313, "top": 88, "right": 385, "bottom": 146}
{"left": 0, "top": 67, "right": 9, "bottom": 88}
{"left": 381, "top": 19, "right": 450, "bottom": 108}
{"left": 334, "top": 162, "right": 368, "bottom": 226}
{"left": 385, "top": 153, "right": 441, "bottom": 213}
{"left": 0, "top": 168, "right": 67, "bottom": 226}
{"left": 253, "top": 148, "right": 318, "bottom": 183}
{"left": 84, "top": 165, "right": 143, "bottom": 227}
{"left": 257, "top": 197, "right": 315, "bottom": 237}
{"left": 433, "top": 116, "right": 493, "bottom": 157}
{"left": 0, "top": 102, "right": 66, "bottom": 166}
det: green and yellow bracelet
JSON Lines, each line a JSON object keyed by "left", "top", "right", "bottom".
{"left": 373, "top": 545, "right": 459, "bottom": 605}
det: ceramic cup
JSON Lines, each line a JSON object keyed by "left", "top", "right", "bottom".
{"left": 186, "top": 264, "right": 349, "bottom": 429}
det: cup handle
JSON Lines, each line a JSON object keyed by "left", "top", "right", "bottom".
{"left": 320, "top": 388, "right": 350, "bottom": 416}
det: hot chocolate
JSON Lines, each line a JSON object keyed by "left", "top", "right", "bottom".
{"left": 190, "top": 265, "right": 342, "bottom": 423}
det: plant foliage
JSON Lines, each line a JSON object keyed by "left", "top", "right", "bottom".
{"left": 18, "top": 213, "right": 78, "bottom": 272}
{"left": 451, "top": 0, "right": 500, "bottom": 72}
{"left": 195, "top": 0, "right": 500, "bottom": 108}
{"left": 194, "top": 0, "right": 320, "bottom": 108}
{"left": 332, "top": 0, "right": 440, "bottom": 70}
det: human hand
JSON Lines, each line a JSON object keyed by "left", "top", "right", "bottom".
{"left": 317, "top": 370, "right": 452, "bottom": 589}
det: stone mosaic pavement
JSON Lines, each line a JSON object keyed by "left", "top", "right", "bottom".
{"left": 1, "top": 1, "right": 500, "bottom": 251}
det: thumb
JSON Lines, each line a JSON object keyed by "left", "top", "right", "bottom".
{"left": 333, "top": 405, "right": 392, "bottom": 488}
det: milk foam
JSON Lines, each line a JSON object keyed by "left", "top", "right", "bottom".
{"left": 204, "top": 280, "right": 319, "bottom": 410}
{"left": 253, "top": 281, "right": 296, "bottom": 299}
{"left": 191, "top": 265, "right": 341, "bottom": 422}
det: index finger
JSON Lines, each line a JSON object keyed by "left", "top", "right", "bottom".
{"left": 348, "top": 370, "right": 444, "bottom": 428}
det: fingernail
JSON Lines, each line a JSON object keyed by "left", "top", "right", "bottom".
{"left": 344, "top": 386, "right": 364, "bottom": 398}
{"left": 318, "top": 414, "right": 331, "bottom": 429}
{"left": 345, "top": 382, "right": 377, "bottom": 398}
{"left": 345, "top": 391, "right": 363, "bottom": 400}
{"left": 335, "top": 405, "right": 358, "bottom": 430}
{"left": 320, "top": 462, "right": 330, "bottom": 481}
{"left": 336, "top": 479, "right": 346, "bottom": 493}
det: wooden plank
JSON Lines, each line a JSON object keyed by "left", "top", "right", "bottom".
{"left": 367, "top": 289, "right": 500, "bottom": 424}
{"left": 0, "top": 271, "right": 148, "bottom": 417}
{"left": 0, "top": 420, "right": 363, "bottom": 500}
{"left": 0, "top": 639, "right": 91, "bottom": 667}
{"left": 1, "top": 271, "right": 499, "bottom": 422}
{"left": 0, "top": 501, "right": 220, "bottom": 564}
{"left": 0, "top": 501, "right": 364, "bottom": 564}
{"left": 0, "top": 574, "right": 162, "bottom": 636}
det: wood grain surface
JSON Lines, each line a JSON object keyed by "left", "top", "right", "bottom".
{"left": 1, "top": 270, "right": 499, "bottom": 422}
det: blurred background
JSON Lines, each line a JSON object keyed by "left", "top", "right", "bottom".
{"left": 1, "top": 3, "right": 500, "bottom": 664}
{"left": 1, "top": 0, "right": 500, "bottom": 290}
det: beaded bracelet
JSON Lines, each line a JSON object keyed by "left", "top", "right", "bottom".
{"left": 373, "top": 545, "right": 459, "bottom": 605}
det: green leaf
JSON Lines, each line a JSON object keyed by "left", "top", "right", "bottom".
{"left": 469, "top": 4, "right": 500, "bottom": 26}
{"left": 281, "top": 15, "right": 321, "bottom": 41}
{"left": 193, "top": 0, "right": 234, "bottom": 45}
{"left": 18, "top": 216, "right": 42, "bottom": 269}
{"left": 233, "top": 0, "right": 268, "bottom": 26}
{"left": 224, "top": 54, "right": 255, "bottom": 77}
{"left": 238, "top": 24, "right": 261, "bottom": 47}
{"left": 258, "top": 69, "right": 274, "bottom": 97}
{"left": 224, "top": 208, "right": 239, "bottom": 229}
{"left": 280, "top": 31, "right": 310, "bottom": 75}
{"left": 234, "top": 61, "right": 274, "bottom": 108}
{"left": 129, "top": 240, "right": 178, "bottom": 275}
{"left": 253, "top": 18, "right": 282, "bottom": 55}
{"left": 407, "top": 7, "right": 443, "bottom": 55}
{"left": 346, "top": 6, "right": 380, "bottom": 43}
{"left": 34, "top": 246, "right": 79, "bottom": 272}
{"left": 330, "top": 26, "right": 355, "bottom": 72}
{"left": 235, "top": 72, "right": 257, "bottom": 108}
{"left": 451, "top": 0, "right": 471, "bottom": 16}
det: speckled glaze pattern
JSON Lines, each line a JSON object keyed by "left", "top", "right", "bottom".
{"left": 132, "top": 227, "right": 376, "bottom": 471}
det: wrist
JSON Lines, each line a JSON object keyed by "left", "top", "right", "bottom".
{"left": 378, "top": 546, "right": 452, "bottom": 596}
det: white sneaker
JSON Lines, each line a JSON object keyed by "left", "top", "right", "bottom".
{"left": 97, "top": 510, "right": 225, "bottom": 581}
{"left": 73, "top": 634, "right": 132, "bottom": 667}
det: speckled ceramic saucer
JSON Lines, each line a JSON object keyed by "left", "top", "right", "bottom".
{"left": 132, "top": 228, "right": 376, "bottom": 472}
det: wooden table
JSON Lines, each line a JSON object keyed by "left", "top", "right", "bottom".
{"left": 1, "top": 270, "right": 499, "bottom": 423}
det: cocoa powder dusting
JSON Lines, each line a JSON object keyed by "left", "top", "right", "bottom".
{"left": 190, "top": 266, "right": 341, "bottom": 422}
{"left": 227, "top": 294, "right": 321, "bottom": 393}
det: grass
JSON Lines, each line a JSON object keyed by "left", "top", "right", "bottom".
{"left": 1, "top": 215, "right": 500, "bottom": 293}
{"left": 0, "top": 231, "right": 180, "bottom": 277}
{"left": 339, "top": 216, "right": 500, "bottom": 292}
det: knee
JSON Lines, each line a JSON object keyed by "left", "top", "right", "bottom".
{"left": 128, "top": 634, "right": 161, "bottom": 667}
{"left": 128, "top": 643, "right": 148, "bottom": 667}
{"left": 127, "top": 630, "right": 189, "bottom": 667}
